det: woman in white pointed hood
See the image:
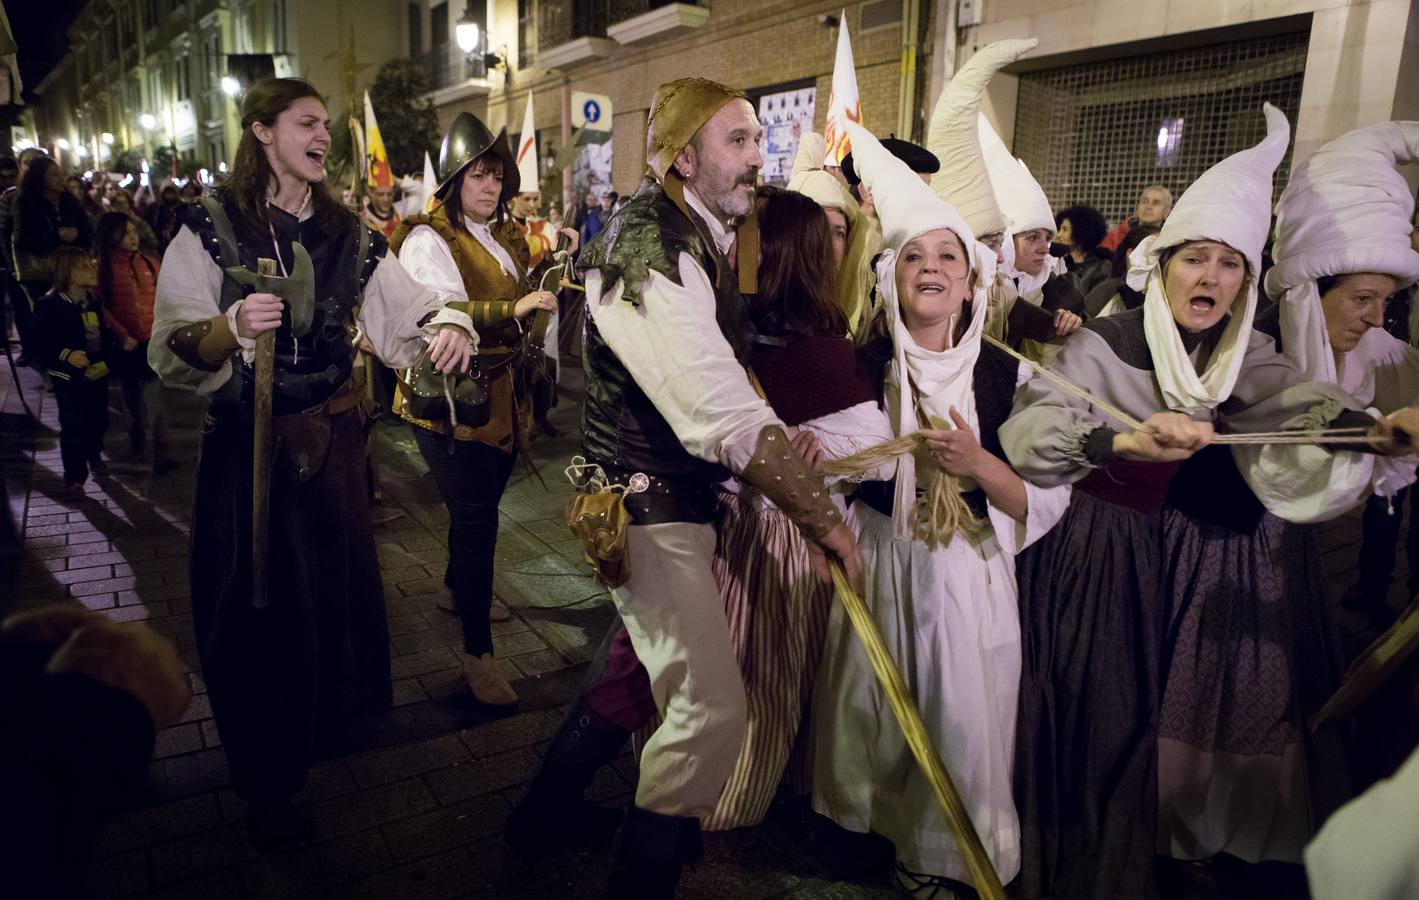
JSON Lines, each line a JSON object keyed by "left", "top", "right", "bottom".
{"left": 978, "top": 116, "right": 1085, "bottom": 335}
{"left": 812, "top": 121, "right": 1070, "bottom": 897}
{"left": 927, "top": 39, "right": 1083, "bottom": 348}
{"left": 1249, "top": 122, "right": 1419, "bottom": 612}
{"left": 1142, "top": 122, "right": 1419, "bottom": 874}
{"left": 999, "top": 104, "right": 1394, "bottom": 900}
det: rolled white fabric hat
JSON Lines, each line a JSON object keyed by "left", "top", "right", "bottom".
{"left": 979, "top": 113, "right": 1054, "bottom": 237}
{"left": 786, "top": 132, "right": 851, "bottom": 213}
{"left": 1266, "top": 121, "right": 1419, "bottom": 297}
{"left": 927, "top": 38, "right": 1038, "bottom": 237}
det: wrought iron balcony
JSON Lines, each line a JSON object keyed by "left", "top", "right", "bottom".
{"left": 537, "top": 0, "right": 698, "bottom": 52}
{"left": 411, "top": 43, "right": 489, "bottom": 92}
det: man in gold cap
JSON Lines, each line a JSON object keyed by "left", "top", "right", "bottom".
{"left": 567, "top": 77, "right": 863, "bottom": 897}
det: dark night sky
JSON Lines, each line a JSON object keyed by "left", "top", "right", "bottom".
{"left": 7, "top": 0, "right": 86, "bottom": 102}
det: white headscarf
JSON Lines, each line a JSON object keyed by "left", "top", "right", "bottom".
{"left": 1265, "top": 121, "right": 1419, "bottom": 387}
{"left": 845, "top": 120, "right": 996, "bottom": 539}
{"left": 1125, "top": 102, "right": 1291, "bottom": 414}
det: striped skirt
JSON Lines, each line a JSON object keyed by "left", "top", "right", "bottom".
{"left": 702, "top": 488, "right": 834, "bottom": 831}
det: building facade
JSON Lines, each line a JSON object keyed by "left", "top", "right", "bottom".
{"left": 32, "top": 0, "right": 1419, "bottom": 221}
{"left": 33, "top": 0, "right": 409, "bottom": 178}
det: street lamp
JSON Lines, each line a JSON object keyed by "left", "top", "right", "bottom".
{"left": 456, "top": 4, "right": 481, "bottom": 53}
{"left": 221, "top": 76, "right": 241, "bottom": 97}
{"left": 101, "top": 132, "right": 114, "bottom": 145}
{"left": 57, "top": 138, "right": 71, "bottom": 150}
{"left": 140, "top": 113, "right": 157, "bottom": 130}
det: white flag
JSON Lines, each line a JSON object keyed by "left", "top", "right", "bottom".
{"left": 516, "top": 93, "right": 540, "bottom": 192}
{"left": 823, "top": 9, "right": 862, "bottom": 165}
{"left": 422, "top": 150, "right": 437, "bottom": 212}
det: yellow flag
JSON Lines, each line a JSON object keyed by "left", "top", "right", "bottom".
{"left": 364, "top": 91, "right": 392, "bottom": 189}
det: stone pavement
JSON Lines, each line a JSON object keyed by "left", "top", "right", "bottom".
{"left": 0, "top": 356, "right": 901, "bottom": 900}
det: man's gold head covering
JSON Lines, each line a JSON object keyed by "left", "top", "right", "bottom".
{"left": 645, "top": 78, "right": 747, "bottom": 182}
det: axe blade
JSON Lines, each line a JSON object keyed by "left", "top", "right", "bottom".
{"left": 286, "top": 243, "right": 316, "bottom": 338}
{"left": 222, "top": 241, "right": 318, "bottom": 339}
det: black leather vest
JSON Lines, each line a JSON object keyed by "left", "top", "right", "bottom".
{"left": 181, "top": 196, "right": 385, "bottom": 415}
{"left": 576, "top": 179, "right": 751, "bottom": 487}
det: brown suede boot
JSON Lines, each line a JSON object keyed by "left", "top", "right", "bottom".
{"left": 461, "top": 651, "right": 518, "bottom": 706}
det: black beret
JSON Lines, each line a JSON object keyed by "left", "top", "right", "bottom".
{"left": 840, "top": 137, "right": 940, "bottom": 186}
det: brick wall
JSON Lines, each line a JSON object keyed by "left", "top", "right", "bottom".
{"left": 469, "top": 0, "right": 934, "bottom": 199}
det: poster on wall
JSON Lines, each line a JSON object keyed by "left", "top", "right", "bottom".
{"left": 756, "top": 86, "right": 816, "bottom": 185}
{"left": 571, "top": 133, "right": 613, "bottom": 205}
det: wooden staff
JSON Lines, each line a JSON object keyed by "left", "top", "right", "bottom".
{"left": 252, "top": 258, "right": 278, "bottom": 609}
{"left": 829, "top": 561, "right": 1007, "bottom": 900}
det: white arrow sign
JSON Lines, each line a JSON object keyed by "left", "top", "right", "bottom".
{"left": 572, "top": 91, "right": 613, "bottom": 133}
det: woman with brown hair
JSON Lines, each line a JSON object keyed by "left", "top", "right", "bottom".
{"left": 149, "top": 77, "right": 473, "bottom": 850}
{"left": 696, "top": 184, "right": 884, "bottom": 830}
{"left": 391, "top": 111, "right": 575, "bottom": 708}
{"left": 14, "top": 157, "right": 92, "bottom": 336}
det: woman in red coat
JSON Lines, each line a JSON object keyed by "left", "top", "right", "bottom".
{"left": 95, "top": 211, "right": 175, "bottom": 473}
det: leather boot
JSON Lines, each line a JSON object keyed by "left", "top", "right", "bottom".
{"left": 505, "top": 698, "right": 629, "bottom": 854}
{"left": 606, "top": 806, "right": 703, "bottom": 900}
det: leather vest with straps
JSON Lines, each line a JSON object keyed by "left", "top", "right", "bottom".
{"left": 185, "top": 195, "right": 379, "bottom": 415}
{"left": 575, "top": 179, "right": 752, "bottom": 506}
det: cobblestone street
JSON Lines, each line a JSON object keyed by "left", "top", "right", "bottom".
{"left": 0, "top": 357, "right": 909, "bottom": 900}
{"left": 2, "top": 350, "right": 1406, "bottom": 900}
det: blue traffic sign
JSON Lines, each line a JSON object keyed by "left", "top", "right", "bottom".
{"left": 582, "top": 100, "right": 602, "bottom": 124}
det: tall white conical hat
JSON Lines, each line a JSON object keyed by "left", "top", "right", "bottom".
{"left": 846, "top": 120, "right": 979, "bottom": 262}
{"left": 979, "top": 113, "right": 1054, "bottom": 237}
{"left": 1134, "top": 102, "right": 1291, "bottom": 279}
{"left": 927, "top": 38, "right": 1037, "bottom": 237}
{"left": 1124, "top": 103, "right": 1290, "bottom": 415}
{"left": 515, "top": 93, "right": 540, "bottom": 193}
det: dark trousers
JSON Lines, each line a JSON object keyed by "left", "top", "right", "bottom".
{"left": 6, "top": 277, "right": 38, "bottom": 359}
{"left": 413, "top": 427, "right": 516, "bottom": 656}
{"left": 585, "top": 621, "right": 656, "bottom": 731}
{"left": 1354, "top": 487, "right": 1418, "bottom": 605}
{"left": 53, "top": 376, "right": 109, "bottom": 485}
{"left": 112, "top": 343, "right": 165, "bottom": 456}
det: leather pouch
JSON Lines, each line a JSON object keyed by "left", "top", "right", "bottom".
{"left": 566, "top": 487, "right": 633, "bottom": 589}
{"left": 401, "top": 344, "right": 492, "bottom": 428}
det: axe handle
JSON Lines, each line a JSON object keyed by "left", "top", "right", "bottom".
{"left": 252, "top": 258, "right": 278, "bottom": 609}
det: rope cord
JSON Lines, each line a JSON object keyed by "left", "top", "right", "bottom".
{"left": 981, "top": 333, "right": 1382, "bottom": 447}
{"left": 822, "top": 434, "right": 981, "bottom": 550}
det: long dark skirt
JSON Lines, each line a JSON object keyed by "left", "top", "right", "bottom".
{"left": 190, "top": 404, "right": 392, "bottom": 802}
{"left": 1014, "top": 488, "right": 1166, "bottom": 900}
{"left": 1157, "top": 507, "right": 1349, "bottom": 863}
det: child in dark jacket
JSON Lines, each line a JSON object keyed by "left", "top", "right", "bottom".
{"left": 31, "top": 246, "right": 111, "bottom": 498}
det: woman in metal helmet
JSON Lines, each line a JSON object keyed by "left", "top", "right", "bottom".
{"left": 391, "top": 112, "right": 576, "bottom": 708}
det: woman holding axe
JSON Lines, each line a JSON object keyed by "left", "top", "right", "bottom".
{"left": 148, "top": 77, "right": 474, "bottom": 851}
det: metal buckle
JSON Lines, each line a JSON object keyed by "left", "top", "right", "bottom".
{"left": 626, "top": 473, "right": 650, "bottom": 494}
